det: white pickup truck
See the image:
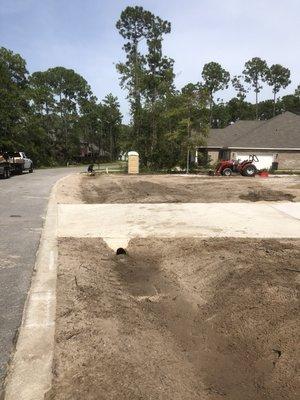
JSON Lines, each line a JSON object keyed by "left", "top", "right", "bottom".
{"left": 10, "top": 152, "right": 34, "bottom": 174}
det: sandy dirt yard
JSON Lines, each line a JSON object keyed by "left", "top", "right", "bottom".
{"left": 47, "top": 237, "right": 300, "bottom": 400}
{"left": 47, "top": 173, "right": 300, "bottom": 400}
{"left": 57, "top": 173, "right": 300, "bottom": 203}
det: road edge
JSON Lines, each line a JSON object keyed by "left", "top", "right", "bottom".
{"left": 4, "top": 175, "right": 73, "bottom": 400}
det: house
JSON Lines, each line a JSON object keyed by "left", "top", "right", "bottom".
{"left": 197, "top": 112, "right": 300, "bottom": 170}
{"left": 79, "top": 141, "right": 108, "bottom": 160}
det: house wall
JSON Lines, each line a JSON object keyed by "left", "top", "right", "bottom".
{"left": 231, "top": 150, "right": 276, "bottom": 159}
{"left": 230, "top": 150, "right": 300, "bottom": 170}
{"left": 201, "top": 148, "right": 300, "bottom": 170}
{"left": 278, "top": 152, "right": 300, "bottom": 169}
{"left": 231, "top": 150, "right": 275, "bottom": 171}
{"left": 207, "top": 150, "right": 219, "bottom": 164}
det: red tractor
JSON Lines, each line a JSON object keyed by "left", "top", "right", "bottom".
{"left": 215, "top": 154, "right": 259, "bottom": 177}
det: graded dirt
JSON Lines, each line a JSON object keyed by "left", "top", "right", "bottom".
{"left": 47, "top": 237, "right": 300, "bottom": 400}
{"left": 56, "top": 173, "right": 300, "bottom": 204}
{"left": 48, "top": 173, "right": 300, "bottom": 399}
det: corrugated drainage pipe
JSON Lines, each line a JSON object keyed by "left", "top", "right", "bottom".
{"left": 116, "top": 248, "right": 127, "bottom": 255}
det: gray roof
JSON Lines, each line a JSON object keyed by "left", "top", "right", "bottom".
{"left": 207, "top": 112, "right": 300, "bottom": 149}
{"left": 208, "top": 121, "right": 263, "bottom": 147}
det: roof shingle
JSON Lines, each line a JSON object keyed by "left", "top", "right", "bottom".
{"left": 207, "top": 112, "right": 300, "bottom": 149}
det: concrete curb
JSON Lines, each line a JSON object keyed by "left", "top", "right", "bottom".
{"left": 4, "top": 175, "right": 71, "bottom": 400}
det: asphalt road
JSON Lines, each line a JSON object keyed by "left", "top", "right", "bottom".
{"left": 0, "top": 167, "right": 81, "bottom": 392}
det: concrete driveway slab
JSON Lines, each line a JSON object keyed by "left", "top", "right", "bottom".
{"left": 271, "top": 202, "right": 300, "bottom": 220}
{"left": 57, "top": 202, "right": 300, "bottom": 250}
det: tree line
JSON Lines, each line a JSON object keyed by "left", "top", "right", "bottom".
{"left": 1, "top": 5, "right": 300, "bottom": 169}
{"left": 115, "top": 6, "right": 300, "bottom": 168}
{"left": 206, "top": 59, "right": 299, "bottom": 127}
{"left": 0, "top": 47, "right": 122, "bottom": 166}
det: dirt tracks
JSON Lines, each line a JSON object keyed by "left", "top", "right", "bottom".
{"left": 47, "top": 237, "right": 300, "bottom": 400}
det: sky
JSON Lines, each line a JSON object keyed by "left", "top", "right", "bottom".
{"left": 1, "top": 0, "right": 300, "bottom": 122}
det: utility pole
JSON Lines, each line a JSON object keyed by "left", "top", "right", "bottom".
{"left": 186, "top": 149, "right": 190, "bottom": 174}
{"left": 186, "top": 118, "right": 191, "bottom": 174}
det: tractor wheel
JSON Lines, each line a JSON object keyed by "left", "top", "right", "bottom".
{"left": 243, "top": 165, "right": 256, "bottom": 177}
{"left": 222, "top": 168, "right": 232, "bottom": 176}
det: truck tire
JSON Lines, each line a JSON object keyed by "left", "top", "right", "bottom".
{"left": 222, "top": 168, "right": 232, "bottom": 176}
{"left": 3, "top": 168, "right": 11, "bottom": 179}
{"left": 29, "top": 163, "right": 34, "bottom": 173}
{"left": 16, "top": 165, "right": 23, "bottom": 175}
{"left": 243, "top": 165, "right": 256, "bottom": 177}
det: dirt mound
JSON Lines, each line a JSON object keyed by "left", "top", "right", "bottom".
{"left": 240, "top": 189, "right": 295, "bottom": 202}
{"left": 47, "top": 237, "right": 300, "bottom": 400}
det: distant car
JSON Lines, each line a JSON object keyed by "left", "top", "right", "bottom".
{"left": 10, "top": 152, "right": 34, "bottom": 174}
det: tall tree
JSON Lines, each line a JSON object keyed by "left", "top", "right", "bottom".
{"left": 201, "top": 62, "right": 230, "bottom": 126}
{"left": 295, "top": 84, "right": 300, "bottom": 99}
{"left": 243, "top": 57, "right": 269, "bottom": 119}
{"left": 143, "top": 16, "right": 174, "bottom": 155}
{"left": 77, "top": 99, "right": 104, "bottom": 160}
{"left": 29, "top": 67, "right": 93, "bottom": 161}
{"left": 181, "top": 83, "right": 209, "bottom": 171}
{"left": 116, "top": 6, "right": 174, "bottom": 164}
{"left": 101, "top": 94, "right": 122, "bottom": 160}
{"left": 0, "top": 47, "right": 29, "bottom": 150}
{"left": 267, "top": 64, "right": 291, "bottom": 116}
{"left": 162, "top": 83, "right": 209, "bottom": 171}
{"left": 231, "top": 75, "right": 249, "bottom": 101}
{"left": 116, "top": 6, "right": 149, "bottom": 144}
{"left": 227, "top": 98, "right": 255, "bottom": 122}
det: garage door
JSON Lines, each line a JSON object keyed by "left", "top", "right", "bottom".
{"left": 236, "top": 154, "right": 274, "bottom": 170}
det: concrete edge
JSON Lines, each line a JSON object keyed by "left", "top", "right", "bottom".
{"left": 4, "top": 174, "right": 76, "bottom": 400}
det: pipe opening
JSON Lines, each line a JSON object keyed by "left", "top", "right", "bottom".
{"left": 116, "top": 248, "right": 127, "bottom": 255}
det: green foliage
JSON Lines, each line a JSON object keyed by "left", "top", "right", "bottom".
{"left": 267, "top": 64, "right": 291, "bottom": 95}
{"left": 231, "top": 75, "right": 249, "bottom": 101}
{"left": 0, "top": 9, "right": 299, "bottom": 172}
{"left": 202, "top": 62, "right": 230, "bottom": 95}
{"left": 267, "top": 64, "right": 291, "bottom": 116}
{"left": 206, "top": 93, "right": 300, "bottom": 128}
{"left": 101, "top": 94, "right": 123, "bottom": 160}
{"left": 28, "top": 66, "right": 96, "bottom": 162}
{"left": 243, "top": 57, "right": 269, "bottom": 94}
{"left": 281, "top": 93, "right": 300, "bottom": 113}
{"left": 202, "top": 62, "right": 230, "bottom": 125}
{"left": 0, "top": 47, "right": 122, "bottom": 166}
{"left": 115, "top": 8, "right": 298, "bottom": 170}
{"left": 227, "top": 98, "right": 255, "bottom": 121}
{"left": 243, "top": 57, "right": 269, "bottom": 118}
{"left": 116, "top": 7, "right": 210, "bottom": 169}
{"left": 0, "top": 47, "right": 29, "bottom": 151}
{"left": 116, "top": 5, "right": 175, "bottom": 165}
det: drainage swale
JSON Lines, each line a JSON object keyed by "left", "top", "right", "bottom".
{"left": 116, "top": 248, "right": 127, "bottom": 255}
